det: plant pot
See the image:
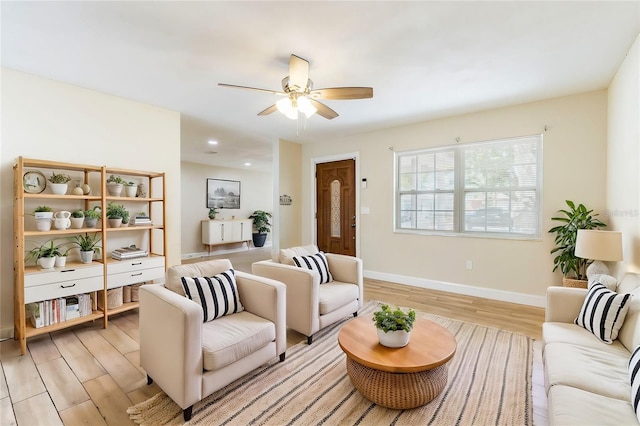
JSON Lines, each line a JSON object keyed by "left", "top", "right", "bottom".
{"left": 50, "top": 183, "right": 68, "bottom": 195}
{"left": 562, "top": 277, "right": 588, "bottom": 288}
{"left": 38, "top": 257, "right": 56, "bottom": 270}
{"left": 125, "top": 185, "right": 137, "bottom": 197}
{"left": 55, "top": 256, "right": 67, "bottom": 267}
{"left": 252, "top": 232, "right": 267, "bottom": 247}
{"left": 108, "top": 218, "right": 122, "bottom": 228}
{"left": 107, "top": 183, "right": 123, "bottom": 196}
{"left": 35, "top": 218, "right": 52, "bottom": 232}
{"left": 70, "top": 217, "right": 85, "bottom": 229}
{"left": 34, "top": 211, "right": 54, "bottom": 220}
{"left": 377, "top": 329, "right": 411, "bottom": 348}
{"left": 85, "top": 217, "right": 98, "bottom": 228}
{"left": 79, "top": 250, "right": 94, "bottom": 264}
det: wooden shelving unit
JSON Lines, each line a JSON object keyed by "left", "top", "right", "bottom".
{"left": 13, "top": 157, "right": 167, "bottom": 354}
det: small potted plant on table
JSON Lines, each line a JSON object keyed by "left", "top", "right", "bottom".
{"left": 372, "top": 304, "right": 416, "bottom": 348}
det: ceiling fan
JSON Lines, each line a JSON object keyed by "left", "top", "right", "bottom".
{"left": 219, "top": 54, "right": 373, "bottom": 120}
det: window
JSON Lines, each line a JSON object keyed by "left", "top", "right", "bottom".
{"left": 396, "top": 135, "right": 542, "bottom": 238}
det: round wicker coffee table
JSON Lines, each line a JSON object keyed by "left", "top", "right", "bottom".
{"left": 338, "top": 315, "right": 456, "bottom": 409}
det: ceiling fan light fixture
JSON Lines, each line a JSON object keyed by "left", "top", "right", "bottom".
{"left": 276, "top": 97, "right": 298, "bottom": 120}
{"left": 297, "top": 95, "right": 317, "bottom": 118}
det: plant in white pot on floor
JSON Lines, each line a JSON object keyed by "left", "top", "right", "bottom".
{"left": 48, "top": 171, "right": 71, "bottom": 195}
{"left": 372, "top": 304, "right": 416, "bottom": 348}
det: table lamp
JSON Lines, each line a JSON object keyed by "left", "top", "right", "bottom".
{"left": 575, "top": 230, "right": 623, "bottom": 277}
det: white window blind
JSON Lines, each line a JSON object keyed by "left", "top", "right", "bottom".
{"left": 396, "top": 135, "right": 542, "bottom": 238}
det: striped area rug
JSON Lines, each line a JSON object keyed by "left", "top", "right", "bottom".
{"left": 128, "top": 301, "right": 533, "bottom": 425}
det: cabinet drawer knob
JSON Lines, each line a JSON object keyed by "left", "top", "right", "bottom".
{"left": 131, "top": 262, "right": 142, "bottom": 266}
{"left": 131, "top": 272, "right": 143, "bottom": 277}
{"left": 60, "top": 283, "right": 77, "bottom": 289}
{"left": 61, "top": 269, "right": 76, "bottom": 273}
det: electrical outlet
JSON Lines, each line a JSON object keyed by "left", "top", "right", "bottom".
{"left": 466, "top": 260, "right": 473, "bottom": 270}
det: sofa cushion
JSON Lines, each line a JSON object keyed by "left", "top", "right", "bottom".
{"left": 542, "top": 322, "right": 630, "bottom": 355}
{"left": 574, "top": 283, "right": 631, "bottom": 344}
{"left": 292, "top": 252, "right": 333, "bottom": 284}
{"left": 181, "top": 269, "right": 244, "bottom": 322}
{"left": 548, "top": 384, "right": 637, "bottom": 426}
{"left": 544, "top": 341, "right": 631, "bottom": 401}
{"left": 166, "top": 259, "right": 233, "bottom": 296}
{"left": 318, "top": 282, "right": 359, "bottom": 315}
{"left": 631, "top": 345, "right": 640, "bottom": 422}
{"left": 201, "top": 311, "right": 275, "bottom": 371}
{"left": 279, "top": 244, "right": 318, "bottom": 265}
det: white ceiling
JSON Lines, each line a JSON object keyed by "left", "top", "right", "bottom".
{"left": 2, "top": 1, "right": 638, "bottom": 173}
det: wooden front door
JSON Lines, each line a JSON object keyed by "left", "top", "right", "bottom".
{"left": 316, "top": 159, "right": 356, "bottom": 256}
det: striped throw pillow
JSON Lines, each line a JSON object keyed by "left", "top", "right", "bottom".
{"left": 181, "top": 269, "right": 244, "bottom": 322}
{"left": 292, "top": 251, "right": 333, "bottom": 284}
{"left": 574, "top": 283, "right": 631, "bottom": 344}
{"left": 631, "top": 345, "right": 640, "bottom": 423}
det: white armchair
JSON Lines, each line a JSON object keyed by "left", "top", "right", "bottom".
{"left": 139, "top": 259, "right": 286, "bottom": 421}
{"left": 252, "top": 245, "right": 363, "bottom": 344}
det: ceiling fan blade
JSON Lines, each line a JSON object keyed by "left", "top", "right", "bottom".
{"left": 310, "top": 99, "right": 339, "bottom": 120}
{"left": 288, "top": 54, "right": 309, "bottom": 91}
{"left": 257, "top": 104, "right": 278, "bottom": 116}
{"left": 309, "top": 87, "right": 373, "bottom": 100}
{"left": 218, "top": 83, "right": 285, "bottom": 96}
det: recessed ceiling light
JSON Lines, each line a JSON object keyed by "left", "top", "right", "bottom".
{"left": 208, "top": 140, "right": 218, "bottom": 145}
{"left": 244, "top": 162, "right": 251, "bottom": 166}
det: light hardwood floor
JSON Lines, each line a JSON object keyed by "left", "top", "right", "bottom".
{"left": 1, "top": 248, "right": 547, "bottom": 425}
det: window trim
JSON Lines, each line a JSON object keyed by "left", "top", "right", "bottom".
{"left": 393, "top": 134, "right": 543, "bottom": 240}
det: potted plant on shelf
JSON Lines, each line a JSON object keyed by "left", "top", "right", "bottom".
{"left": 372, "top": 304, "right": 416, "bottom": 348}
{"left": 549, "top": 200, "right": 607, "bottom": 287}
{"left": 106, "top": 174, "right": 125, "bottom": 196}
{"left": 106, "top": 202, "right": 127, "bottom": 228}
{"left": 48, "top": 171, "right": 72, "bottom": 195}
{"left": 124, "top": 181, "right": 138, "bottom": 198}
{"left": 33, "top": 206, "right": 53, "bottom": 231}
{"left": 84, "top": 207, "right": 101, "bottom": 228}
{"left": 68, "top": 233, "right": 102, "bottom": 264}
{"left": 25, "top": 240, "right": 64, "bottom": 270}
{"left": 70, "top": 210, "right": 85, "bottom": 229}
{"left": 248, "top": 210, "right": 272, "bottom": 247}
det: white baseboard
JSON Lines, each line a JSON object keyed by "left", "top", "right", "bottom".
{"left": 0, "top": 327, "right": 14, "bottom": 341}
{"left": 364, "top": 270, "right": 545, "bottom": 308}
{"left": 182, "top": 242, "right": 272, "bottom": 261}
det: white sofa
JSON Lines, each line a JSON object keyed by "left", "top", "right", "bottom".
{"left": 252, "top": 245, "right": 363, "bottom": 344}
{"left": 543, "top": 273, "right": 640, "bottom": 425}
{"left": 139, "top": 259, "right": 286, "bottom": 421}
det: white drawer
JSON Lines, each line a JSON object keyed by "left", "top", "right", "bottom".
{"left": 107, "top": 266, "right": 165, "bottom": 289}
{"left": 25, "top": 276, "right": 104, "bottom": 304}
{"left": 24, "top": 265, "right": 103, "bottom": 288}
{"left": 107, "top": 256, "right": 165, "bottom": 275}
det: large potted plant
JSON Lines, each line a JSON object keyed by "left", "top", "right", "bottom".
{"left": 549, "top": 200, "right": 607, "bottom": 287}
{"left": 248, "top": 210, "right": 272, "bottom": 248}
{"left": 372, "top": 304, "right": 416, "bottom": 348}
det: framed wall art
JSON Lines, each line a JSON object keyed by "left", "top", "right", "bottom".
{"left": 206, "top": 178, "right": 241, "bottom": 209}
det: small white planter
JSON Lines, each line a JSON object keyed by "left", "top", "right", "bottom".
{"left": 377, "top": 329, "right": 411, "bottom": 348}
{"left": 107, "top": 183, "right": 123, "bottom": 196}
{"left": 55, "top": 256, "right": 67, "bottom": 267}
{"left": 108, "top": 218, "right": 123, "bottom": 228}
{"left": 35, "top": 218, "right": 52, "bottom": 232}
{"left": 79, "top": 250, "right": 94, "bottom": 264}
{"left": 50, "top": 183, "right": 68, "bottom": 195}
{"left": 70, "top": 217, "right": 84, "bottom": 229}
{"left": 38, "top": 257, "right": 56, "bottom": 270}
{"left": 124, "top": 184, "right": 138, "bottom": 197}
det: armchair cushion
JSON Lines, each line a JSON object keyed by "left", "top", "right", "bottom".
{"left": 292, "top": 252, "right": 333, "bottom": 284}
{"left": 202, "top": 311, "right": 276, "bottom": 371}
{"left": 574, "top": 283, "right": 631, "bottom": 344}
{"left": 279, "top": 244, "right": 319, "bottom": 265}
{"left": 181, "top": 269, "right": 244, "bottom": 322}
{"left": 319, "top": 283, "right": 360, "bottom": 315}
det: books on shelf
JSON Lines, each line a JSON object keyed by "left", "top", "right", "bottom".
{"left": 129, "top": 216, "right": 153, "bottom": 226}
{"left": 26, "top": 294, "right": 92, "bottom": 328}
{"left": 111, "top": 245, "right": 148, "bottom": 260}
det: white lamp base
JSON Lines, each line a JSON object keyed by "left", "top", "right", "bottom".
{"left": 586, "top": 260, "right": 609, "bottom": 280}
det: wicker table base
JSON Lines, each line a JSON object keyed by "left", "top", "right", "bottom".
{"left": 346, "top": 357, "right": 449, "bottom": 409}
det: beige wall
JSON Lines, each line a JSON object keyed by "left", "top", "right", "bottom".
{"left": 1, "top": 68, "right": 181, "bottom": 338}
{"left": 278, "top": 139, "right": 302, "bottom": 249}
{"left": 301, "top": 91, "right": 609, "bottom": 305}
{"left": 180, "top": 161, "right": 273, "bottom": 256}
{"left": 607, "top": 33, "right": 640, "bottom": 276}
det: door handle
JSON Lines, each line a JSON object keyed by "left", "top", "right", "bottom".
{"left": 351, "top": 224, "right": 356, "bottom": 228}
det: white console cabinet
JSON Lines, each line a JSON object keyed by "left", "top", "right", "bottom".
{"left": 202, "top": 219, "right": 252, "bottom": 253}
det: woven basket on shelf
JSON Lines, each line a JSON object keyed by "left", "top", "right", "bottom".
{"left": 123, "top": 286, "right": 132, "bottom": 303}
{"left": 130, "top": 284, "right": 142, "bottom": 302}
{"left": 98, "top": 287, "right": 123, "bottom": 310}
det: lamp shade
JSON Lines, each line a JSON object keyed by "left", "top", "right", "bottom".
{"left": 575, "top": 230, "right": 623, "bottom": 261}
